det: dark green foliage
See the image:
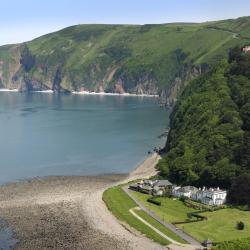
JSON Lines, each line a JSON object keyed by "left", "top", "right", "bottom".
{"left": 229, "top": 48, "right": 250, "bottom": 78}
{"left": 212, "top": 238, "right": 250, "bottom": 250}
{"left": 237, "top": 221, "right": 245, "bottom": 230}
{"left": 179, "top": 196, "right": 188, "bottom": 202}
{"left": 147, "top": 197, "right": 161, "bottom": 206}
{"left": 158, "top": 49, "right": 250, "bottom": 191}
{"left": 187, "top": 211, "right": 207, "bottom": 221}
{"left": 228, "top": 174, "right": 250, "bottom": 205}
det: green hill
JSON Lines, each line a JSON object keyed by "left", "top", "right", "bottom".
{"left": 0, "top": 17, "right": 249, "bottom": 102}
{"left": 157, "top": 47, "right": 250, "bottom": 198}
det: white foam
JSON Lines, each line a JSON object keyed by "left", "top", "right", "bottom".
{"left": 72, "top": 91, "right": 158, "bottom": 97}
{"left": 31, "top": 90, "right": 54, "bottom": 93}
{"left": 0, "top": 88, "right": 19, "bottom": 92}
{"left": 0, "top": 88, "right": 158, "bottom": 97}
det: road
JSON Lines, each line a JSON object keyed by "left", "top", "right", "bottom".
{"left": 129, "top": 207, "right": 181, "bottom": 245}
{"left": 122, "top": 186, "right": 203, "bottom": 249}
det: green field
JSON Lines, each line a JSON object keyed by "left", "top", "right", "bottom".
{"left": 181, "top": 208, "right": 250, "bottom": 242}
{"left": 130, "top": 191, "right": 250, "bottom": 242}
{"left": 131, "top": 191, "right": 196, "bottom": 222}
{"left": 103, "top": 186, "right": 185, "bottom": 245}
{"left": 0, "top": 16, "right": 249, "bottom": 92}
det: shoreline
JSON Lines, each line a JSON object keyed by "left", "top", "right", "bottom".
{"left": 0, "top": 88, "right": 19, "bottom": 92}
{"left": 0, "top": 88, "right": 159, "bottom": 97}
{"left": 0, "top": 153, "right": 165, "bottom": 250}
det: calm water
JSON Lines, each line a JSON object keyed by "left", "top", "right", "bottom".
{"left": 0, "top": 92, "right": 169, "bottom": 184}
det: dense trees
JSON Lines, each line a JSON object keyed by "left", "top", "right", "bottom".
{"left": 228, "top": 174, "right": 250, "bottom": 205}
{"left": 158, "top": 48, "right": 250, "bottom": 200}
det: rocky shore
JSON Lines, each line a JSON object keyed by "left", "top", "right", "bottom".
{"left": 0, "top": 153, "right": 165, "bottom": 250}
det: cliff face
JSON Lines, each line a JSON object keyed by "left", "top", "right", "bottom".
{"left": 159, "top": 64, "right": 209, "bottom": 106}
{"left": 0, "top": 17, "right": 249, "bottom": 103}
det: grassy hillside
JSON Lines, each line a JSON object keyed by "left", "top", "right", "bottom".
{"left": 0, "top": 17, "right": 249, "bottom": 99}
{"left": 157, "top": 47, "right": 250, "bottom": 196}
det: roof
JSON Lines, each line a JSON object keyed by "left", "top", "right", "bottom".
{"left": 184, "top": 186, "right": 198, "bottom": 192}
{"left": 177, "top": 186, "right": 198, "bottom": 193}
{"left": 205, "top": 188, "right": 227, "bottom": 194}
{"left": 154, "top": 180, "right": 172, "bottom": 187}
{"left": 177, "top": 187, "right": 190, "bottom": 193}
{"left": 140, "top": 185, "right": 153, "bottom": 191}
{"left": 153, "top": 186, "right": 164, "bottom": 191}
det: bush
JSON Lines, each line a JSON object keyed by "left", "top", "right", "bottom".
{"left": 237, "top": 221, "right": 245, "bottom": 230}
{"left": 147, "top": 198, "right": 161, "bottom": 206}
{"left": 187, "top": 212, "right": 207, "bottom": 221}
{"left": 179, "top": 196, "right": 188, "bottom": 202}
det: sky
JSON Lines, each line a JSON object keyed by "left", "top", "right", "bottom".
{"left": 0, "top": 0, "right": 249, "bottom": 45}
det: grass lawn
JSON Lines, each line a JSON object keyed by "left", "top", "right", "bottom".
{"left": 134, "top": 209, "right": 186, "bottom": 244}
{"left": 103, "top": 186, "right": 185, "bottom": 245}
{"left": 180, "top": 208, "right": 250, "bottom": 242}
{"left": 130, "top": 191, "right": 250, "bottom": 243}
{"left": 131, "top": 191, "right": 196, "bottom": 222}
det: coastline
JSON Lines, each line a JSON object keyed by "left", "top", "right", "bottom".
{"left": 72, "top": 91, "right": 159, "bottom": 97}
{"left": 0, "top": 88, "right": 158, "bottom": 97}
{"left": 0, "top": 153, "right": 165, "bottom": 250}
{"left": 0, "top": 88, "right": 19, "bottom": 92}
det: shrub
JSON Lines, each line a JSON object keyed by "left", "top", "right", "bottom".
{"left": 237, "top": 221, "right": 245, "bottom": 230}
{"left": 147, "top": 198, "right": 161, "bottom": 206}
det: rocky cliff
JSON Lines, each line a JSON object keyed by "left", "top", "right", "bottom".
{"left": 0, "top": 17, "right": 249, "bottom": 104}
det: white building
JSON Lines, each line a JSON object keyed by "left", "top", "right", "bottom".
{"left": 172, "top": 185, "right": 227, "bottom": 206}
{"left": 191, "top": 187, "right": 227, "bottom": 206}
{"left": 172, "top": 186, "right": 198, "bottom": 198}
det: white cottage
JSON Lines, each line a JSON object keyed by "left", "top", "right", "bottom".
{"left": 192, "top": 187, "right": 227, "bottom": 206}
{"left": 201, "top": 187, "right": 227, "bottom": 205}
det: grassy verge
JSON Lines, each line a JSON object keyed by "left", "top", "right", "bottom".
{"left": 134, "top": 209, "right": 186, "bottom": 244}
{"left": 103, "top": 185, "right": 185, "bottom": 245}
{"left": 130, "top": 191, "right": 250, "bottom": 242}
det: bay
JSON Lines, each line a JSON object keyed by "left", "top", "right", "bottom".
{"left": 0, "top": 92, "right": 169, "bottom": 184}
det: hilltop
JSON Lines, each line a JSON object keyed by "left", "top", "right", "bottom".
{"left": 0, "top": 16, "right": 250, "bottom": 104}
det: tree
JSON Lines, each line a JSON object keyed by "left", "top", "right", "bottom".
{"left": 159, "top": 47, "right": 250, "bottom": 193}
{"left": 237, "top": 221, "right": 245, "bottom": 230}
{"left": 228, "top": 174, "right": 250, "bottom": 205}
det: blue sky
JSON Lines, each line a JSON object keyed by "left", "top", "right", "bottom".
{"left": 0, "top": 0, "right": 249, "bottom": 45}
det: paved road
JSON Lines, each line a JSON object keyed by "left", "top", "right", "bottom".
{"left": 122, "top": 186, "right": 203, "bottom": 249}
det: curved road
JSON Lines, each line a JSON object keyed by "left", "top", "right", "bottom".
{"left": 122, "top": 186, "right": 203, "bottom": 249}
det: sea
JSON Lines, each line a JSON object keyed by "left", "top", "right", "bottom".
{"left": 0, "top": 92, "right": 169, "bottom": 184}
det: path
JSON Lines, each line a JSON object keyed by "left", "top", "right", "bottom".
{"left": 129, "top": 207, "right": 181, "bottom": 245}
{"left": 195, "top": 27, "right": 239, "bottom": 64}
{"left": 122, "top": 186, "right": 203, "bottom": 249}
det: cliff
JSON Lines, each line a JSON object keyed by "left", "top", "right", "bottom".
{"left": 0, "top": 17, "right": 250, "bottom": 104}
